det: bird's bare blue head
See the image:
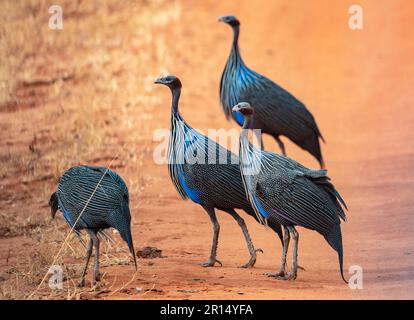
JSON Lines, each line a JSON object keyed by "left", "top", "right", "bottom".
{"left": 218, "top": 15, "right": 240, "bottom": 27}
{"left": 48, "top": 192, "right": 59, "bottom": 219}
{"left": 154, "top": 75, "right": 182, "bottom": 90}
{"left": 232, "top": 102, "right": 253, "bottom": 116}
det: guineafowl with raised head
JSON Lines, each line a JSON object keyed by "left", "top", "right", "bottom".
{"left": 219, "top": 15, "right": 325, "bottom": 168}
{"left": 154, "top": 75, "right": 283, "bottom": 268}
{"left": 233, "top": 102, "right": 347, "bottom": 282}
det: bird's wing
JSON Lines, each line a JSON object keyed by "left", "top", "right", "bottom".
{"left": 57, "top": 166, "right": 127, "bottom": 224}
{"left": 240, "top": 77, "right": 323, "bottom": 140}
{"left": 242, "top": 146, "right": 345, "bottom": 233}
{"left": 181, "top": 122, "right": 248, "bottom": 206}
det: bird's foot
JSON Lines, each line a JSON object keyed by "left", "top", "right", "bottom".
{"left": 239, "top": 248, "right": 263, "bottom": 268}
{"left": 200, "top": 258, "right": 222, "bottom": 267}
{"left": 297, "top": 265, "right": 306, "bottom": 271}
{"left": 264, "top": 270, "right": 285, "bottom": 278}
{"left": 77, "top": 279, "right": 85, "bottom": 288}
{"left": 239, "top": 258, "right": 256, "bottom": 268}
{"left": 277, "top": 271, "right": 297, "bottom": 281}
{"left": 93, "top": 273, "right": 101, "bottom": 284}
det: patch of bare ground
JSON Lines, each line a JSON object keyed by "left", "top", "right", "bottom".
{"left": 1, "top": 0, "right": 413, "bottom": 300}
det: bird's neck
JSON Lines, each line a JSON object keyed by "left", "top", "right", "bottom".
{"left": 241, "top": 116, "right": 253, "bottom": 141}
{"left": 231, "top": 26, "right": 243, "bottom": 64}
{"left": 171, "top": 87, "right": 181, "bottom": 114}
{"left": 242, "top": 115, "right": 253, "bottom": 130}
{"left": 239, "top": 116, "right": 252, "bottom": 171}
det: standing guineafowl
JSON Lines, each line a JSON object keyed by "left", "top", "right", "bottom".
{"left": 233, "top": 102, "right": 347, "bottom": 282}
{"left": 219, "top": 15, "right": 325, "bottom": 168}
{"left": 49, "top": 165, "right": 137, "bottom": 287}
{"left": 154, "top": 75, "right": 283, "bottom": 268}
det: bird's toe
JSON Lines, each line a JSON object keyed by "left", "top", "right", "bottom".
{"left": 264, "top": 270, "right": 285, "bottom": 278}
{"left": 239, "top": 258, "right": 256, "bottom": 268}
{"left": 93, "top": 273, "right": 101, "bottom": 283}
{"left": 200, "top": 258, "right": 222, "bottom": 267}
{"left": 277, "top": 272, "right": 297, "bottom": 281}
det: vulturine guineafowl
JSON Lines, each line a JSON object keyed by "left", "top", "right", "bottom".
{"left": 49, "top": 165, "right": 137, "bottom": 287}
{"left": 154, "top": 75, "right": 283, "bottom": 268}
{"left": 233, "top": 102, "right": 347, "bottom": 282}
{"left": 219, "top": 15, "right": 325, "bottom": 168}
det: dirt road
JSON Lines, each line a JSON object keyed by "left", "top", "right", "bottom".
{"left": 0, "top": 0, "right": 413, "bottom": 299}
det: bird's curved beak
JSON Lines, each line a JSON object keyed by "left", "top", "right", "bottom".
{"left": 218, "top": 16, "right": 226, "bottom": 22}
{"left": 49, "top": 193, "right": 59, "bottom": 219}
{"left": 232, "top": 104, "right": 241, "bottom": 113}
{"left": 154, "top": 77, "right": 163, "bottom": 84}
{"left": 50, "top": 208, "right": 57, "bottom": 219}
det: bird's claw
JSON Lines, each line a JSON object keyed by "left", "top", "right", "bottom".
{"left": 200, "top": 258, "right": 223, "bottom": 267}
{"left": 297, "top": 265, "right": 306, "bottom": 271}
{"left": 277, "top": 272, "right": 297, "bottom": 280}
{"left": 264, "top": 270, "right": 285, "bottom": 278}
{"left": 239, "top": 258, "right": 256, "bottom": 268}
{"left": 239, "top": 248, "right": 263, "bottom": 268}
{"left": 93, "top": 273, "right": 101, "bottom": 283}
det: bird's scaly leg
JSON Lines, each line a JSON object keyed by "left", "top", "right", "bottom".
{"left": 274, "top": 136, "right": 286, "bottom": 156}
{"left": 224, "top": 208, "right": 263, "bottom": 268}
{"left": 281, "top": 226, "right": 298, "bottom": 280}
{"left": 200, "top": 207, "right": 222, "bottom": 267}
{"left": 90, "top": 230, "right": 101, "bottom": 283}
{"left": 265, "top": 225, "right": 290, "bottom": 278}
{"left": 78, "top": 235, "right": 93, "bottom": 287}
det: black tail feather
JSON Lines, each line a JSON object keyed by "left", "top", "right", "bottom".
{"left": 128, "top": 235, "right": 138, "bottom": 270}
{"left": 312, "top": 176, "right": 348, "bottom": 219}
{"left": 267, "top": 218, "right": 284, "bottom": 246}
{"left": 298, "top": 131, "right": 324, "bottom": 168}
{"left": 325, "top": 224, "right": 348, "bottom": 284}
{"left": 113, "top": 204, "right": 138, "bottom": 270}
{"left": 121, "top": 227, "right": 137, "bottom": 270}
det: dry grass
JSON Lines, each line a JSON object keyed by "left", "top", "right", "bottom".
{"left": 0, "top": 0, "right": 178, "bottom": 182}
{"left": 0, "top": 0, "right": 180, "bottom": 299}
{"left": 0, "top": 212, "right": 49, "bottom": 238}
{"left": 0, "top": 220, "right": 137, "bottom": 299}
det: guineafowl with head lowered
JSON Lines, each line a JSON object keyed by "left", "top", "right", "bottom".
{"left": 49, "top": 165, "right": 137, "bottom": 287}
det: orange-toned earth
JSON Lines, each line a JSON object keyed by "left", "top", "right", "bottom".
{"left": 0, "top": 0, "right": 413, "bottom": 299}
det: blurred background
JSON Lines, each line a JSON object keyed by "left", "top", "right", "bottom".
{"left": 0, "top": 0, "right": 413, "bottom": 299}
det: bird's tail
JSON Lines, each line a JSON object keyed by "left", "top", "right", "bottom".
{"left": 124, "top": 229, "right": 137, "bottom": 270}
{"left": 297, "top": 131, "right": 324, "bottom": 169}
{"left": 267, "top": 218, "right": 284, "bottom": 246}
{"left": 325, "top": 224, "right": 347, "bottom": 284}
{"left": 118, "top": 205, "right": 137, "bottom": 270}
